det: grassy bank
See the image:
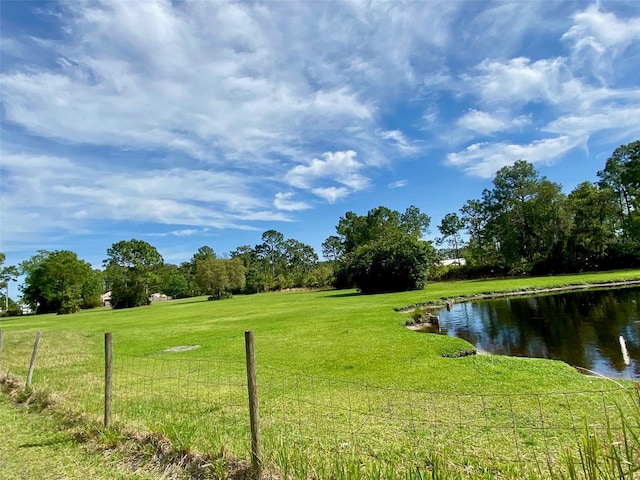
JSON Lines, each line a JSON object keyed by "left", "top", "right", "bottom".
{"left": 1, "top": 269, "right": 640, "bottom": 478}
{"left": 0, "top": 392, "right": 159, "bottom": 480}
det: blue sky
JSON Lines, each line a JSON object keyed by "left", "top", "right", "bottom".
{"left": 2, "top": 1, "right": 640, "bottom": 288}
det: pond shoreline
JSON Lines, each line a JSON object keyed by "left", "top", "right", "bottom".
{"left": 396, "top": 279, "right": 640, "bottom": 313}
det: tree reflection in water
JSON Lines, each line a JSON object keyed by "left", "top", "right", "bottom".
{"left": 432, "top": 287, "right": 640, "bottom": 379}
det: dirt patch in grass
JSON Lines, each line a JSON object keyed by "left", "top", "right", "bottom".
{"left": 162, "top": 345, "right": 201, "bottom": 353}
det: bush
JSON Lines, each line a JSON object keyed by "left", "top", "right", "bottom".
{"left": 346, "top": 238, "right": 435, "bottom": 294}
{"left": 431, "top": 264, "right": 510, "bottom": 281}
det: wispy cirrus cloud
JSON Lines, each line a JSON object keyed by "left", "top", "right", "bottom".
{"left": 0, "top": 151, "right": 290, "bottom": 246}
{"left": 388, "top": 180, "right": 408, "bottom": 189}
{"left": 447, "top": 136, "right": 586, "bottom": 178}
{"left": 457, "top": 110, "right": 531, "bottom": 136}
{"left": 564, "top": 5, "right": 640, "bottom": 50}
{"left": 1, "top": 0, "right": 639, "bottom": 258}
{"left": 445, "top": 4, "right": 640, "bottom": 178}
{"left": 273, "top": 192, "right": 311, "bottom": 212}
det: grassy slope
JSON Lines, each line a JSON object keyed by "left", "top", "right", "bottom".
{"left": 0, "top": 396, "right": 155, "bottom": 480}
{"left": 3, "top": 269, "right": 640, "bottom": 393}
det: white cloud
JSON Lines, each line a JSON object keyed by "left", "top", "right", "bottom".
{"left": 311, "top": 186, "right": 351, "bottom": 204}
{"left": 543, "top": 107, "right": 640, "bottom": 139}
{"left": 448, "top": 5, "right": 640, "bottom": 178}
{"left": 457, "top": 110, "right": 507, "bottom": 135}
{"left": 563, "top": 5, "right": 640, "bottom": 52}
{"left": 0, "top": 151, "right": 291, "bottom": 248}
{"left": 0, "top": 0, "right": 384, "bottom": 169}
{"left": 562, "top": 5, "right": 640, "bottom": 82}
{"left": 2, "top": 0, "right": 640, "bottom": 254}
{"left": 284, "top": 150, "right": 371, "bottom": 200}
{"left": 388, "top": 180, "right": 408, "bottom": 189}
{"left": 171, "top": 229, "right": 199, "bottom": 237}
{"left": 273, "top": 192, "right": 311, "bottom": 211}
{"left": 447, "top": 136, "right": 586, "bottom": 178}
{"left": 464, "top": 57, "right": 568, "bottom": 106}
{"left": 379, "top": 130, "right": 419, "bottom": 154}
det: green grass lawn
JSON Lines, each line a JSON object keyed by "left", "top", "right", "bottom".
{"left": 0, "top": 394, "right": 159, "bottom": 480}
{"left": 1, "top": 269, "right": 640, "bottom": 479}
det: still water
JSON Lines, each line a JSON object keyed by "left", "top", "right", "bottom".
{"left": 434, "top": 287, "right": 640, "bottom": 379}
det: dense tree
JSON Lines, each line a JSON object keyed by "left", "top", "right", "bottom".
{"left": 258, "top": 230, "right": 285, "bottom": 286}
{"left": 321, "top": 235, "right": 343, "bottom": 262}
{"left": 283, "top": 239, "right": 318, "bottom": 287}
{"left": 192, "top": 245, "right": 217, "bottom": 264}
{"left": 444, "top": 144, "right": 640, "bottom": 277}
{"left": 226, "top": 257, "right": 246, "bottom": 293}
{"left": 177, "top": 246, "right": 218, "bottom": 297}
{"left": 437, "top": 213, "right": 465, "bottom": 261}
{"left": 160, "top": 264, "right": 190, "bottom": 299}
{"left": 321, "top": 235, "right": 343, "bottom": 285}
{"left": 230, "top": 245, "right": 268, "bottom": 294}
{"left": 460, "top": 197, "right": 496, "bottom": 265}
{"left": 566, "top": 182, "right": 618, "bottom": 269}
{"left": 195, "top": 257, "right": 227, "bottom": 299}
{"left": 333, "top": 206, "right": 437, "bottom": 293}
{"left": 400, "top": 205, "right": 432, "bottom": 239}
{"left": 598, "top": 140, "right": 640, "bottom": 242}
{"left": 478, "top": 161, "right": 569, "bottom": 272}
{"left": 0, "top": 253, "right": 19, "bottom": 312}
{"left": 82, "top": 269, "right": 105, "bottom": 309}
{"left": 336, "top": 206, "right": 430, "bottom": 254}
{"left": 195, "top": 257, "right": 245, "bottom": 299}
{"left": 103, "top": 239, "right": 164, "bottom": 309}
{"left": 347, "top": 237, "right": 437, "bottom": 293}
{"left": 231, "top": 233, "right": 322, "bottom": 293}
{"left": 21, "top": 250, "right": 99, "bottom": 314}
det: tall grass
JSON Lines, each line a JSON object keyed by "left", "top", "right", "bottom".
{"left": 563, "top": 398, "right": 640, "bottom": 480}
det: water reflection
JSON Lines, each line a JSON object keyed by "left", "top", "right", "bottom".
{"left": 433, "top": 287, "right": 640, "bottom": 379}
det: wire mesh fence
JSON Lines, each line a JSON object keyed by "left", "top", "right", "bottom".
{"left": 258, "top": 364, "right": 639, "bottom": 477}
{"left": 1, "top": 328, "right": 638, "bottom": 478}
{"left": 113, "top": 353, "right": 250, "bottom": 454}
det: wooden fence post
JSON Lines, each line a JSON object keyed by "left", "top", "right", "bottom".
{"left": 245, "top": 330, "right": 262, "bottom": 478}
{"left": 25, "top": 331, "right": 41, "bottom": 390}
{"left": 104, "top": 332, "right": 113, "bottom": 429}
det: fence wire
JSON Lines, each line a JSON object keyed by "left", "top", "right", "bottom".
{"left": 258, "top": 364, "right": 639, "bottom": 477}
{"left": 113, "top": 353, "right": 250, "bottom": 454}
{"left": 1, "top": 329, "right": 639, "bottom": 479}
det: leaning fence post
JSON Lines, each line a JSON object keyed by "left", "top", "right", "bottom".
{"left": 25, "top": 331, "right": 41, "bottom": 390}
{"left": 104, "top": 332, "right": 113, "bottom": 429}
{"left": 244, "top": 330, "right": 262, "bottom": 478}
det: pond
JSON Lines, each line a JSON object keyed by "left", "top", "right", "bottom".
{"left": 433, "top": 286, "right": 640, "bottom": 380}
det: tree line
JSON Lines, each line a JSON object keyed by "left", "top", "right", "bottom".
{"left": 436, "top": 140, "right": 640, "bottom": 278}
{"left": 2, "top": 232, "right": 332, "bottom": 314}
{"left": 1, "top": 140, "right": 638, "bottom": 314}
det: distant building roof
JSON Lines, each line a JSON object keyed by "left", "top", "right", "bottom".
{"left": 439, "top": 258, "right": 467, "bottom": 266}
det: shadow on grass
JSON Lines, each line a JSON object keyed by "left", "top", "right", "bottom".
{"left": 166, "top": 297, "right": 209, "bottom": 306}
{"left": 325, "top": 291, "right": 362, "bottom": 298}
{"left": 19, "top": 436, "right": 70, "bottom": 449}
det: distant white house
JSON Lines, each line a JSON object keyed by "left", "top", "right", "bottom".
{"left": 19, "top": 303, "right": 33, "bottom": 315}
{"left": 100, "top": 291, "right": 112, "bottom": 307}
{"left": 439, "top": 258, "right": 467, "bottom": 267}
{"left": 149, "top": 293, "right": 169, "bottom": 302}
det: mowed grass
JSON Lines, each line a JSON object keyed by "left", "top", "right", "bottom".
{"left": 1, "top": 269, "right": 640, "bottom": 478}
